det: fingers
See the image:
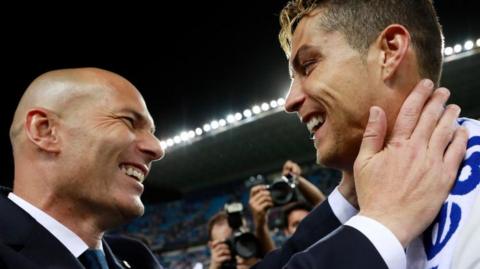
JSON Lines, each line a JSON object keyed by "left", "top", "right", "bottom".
{"left": 390, "top": 79, "right": 435, "bottom": 141}
{"left": 282, "top": 160, "right": 301, "bottom": 176}
{"left": 443, "top": 126, "right": 468, "bottom": 180}
{"left": 355, "top": 107, "right": 387, "bottom": 165}
{"left": 410, "top": 88, "right": 450, "bottom": 142}
{"left": 250, "top": 188, "right": 273, "bottom": 212}
{"left": 428, "top": 104, "right": 461, "bottom": 156}
{"left": 211, "top": 241, "right": 231, "bottom": 262}
{"left": 250, "top": 185, "right": 268, "bottom": 197}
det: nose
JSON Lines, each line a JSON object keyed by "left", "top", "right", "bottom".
{"left": 284, "top": 79, "right": 305, "bottom": 113}
{"left": 138, "top": 131, "right": 165, "bottom": 162}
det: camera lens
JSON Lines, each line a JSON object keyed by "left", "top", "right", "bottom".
{"left": 269, "top": 180, "right": 294, "bottom": 205}
{"left": 234, "top": 233, "right": 259, "bottom": 259}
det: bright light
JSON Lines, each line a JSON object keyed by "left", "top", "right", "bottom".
{"left": 277, "top": 98, "right": 285, "bottom": 106}
{"left": 252, "top": 105, "right": 261, "bottom": 114}
{"left": 261, "top": 102, "right": 270, "bottom": 111}
{"left": 181, "top": 131, "right": 189, "bottom": 141}
{"left": 235, "top": 112, "right": 243, "bottom": 121}
{"left": 226, "top": 114, "right": 235, "bottom": 123}
{"left": 195, "top": 128, "right": 203, "bottom": 136}
{"left": 464, "top": 40, "right": 474, "bottom": 51}
{"left": 270, "top": 100, "right": 278, "bottom": 108}
{"left": 160, "top": 141, "right": 167, "bottom": 149}
{"left": 188, "top": 130, "right": 195, "bottom": 139}
{"left": 454, "top": 44, "right": 462, "bottom": 53}
{"left": 203, "top": 124, "right": 211, "bottom": 132}
{"left": 219, "top": 119, "right": 227, "bottom": 127}
{"left": 444, "top": 47, "right": 453, "bottom": 56}
{"left": 167, "top": 139, "right": 174, "bottom": 147}
{"left": 211, "top": 120, "right": 219, "bottom": 129}
{"left": 477, "top": 39, "right": 480, "bottom": 47}
{"left": 174, "top": 136, "right": 181, "bottom": 144}
{"left": 243, "top": 109, "right": 252, "bottom": 118}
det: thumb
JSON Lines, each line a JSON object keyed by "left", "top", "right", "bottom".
{"left": 357, "top": 106, "right": 387, "bottom": 162}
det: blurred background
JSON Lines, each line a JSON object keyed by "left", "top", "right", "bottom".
{"left": 1, "top": 1, "right": 479, "bottom": 268}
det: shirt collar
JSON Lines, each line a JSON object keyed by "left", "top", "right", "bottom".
{"left": 8, "top": 192, "right": 103, "bottom": 257}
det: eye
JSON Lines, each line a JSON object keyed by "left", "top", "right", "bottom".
{"left": 303, "top": 60, "right": 317, "bottom": 76}
{"left": 122, "top": 117, "right": 135, "bottom": 128}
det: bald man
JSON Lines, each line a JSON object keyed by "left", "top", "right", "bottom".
{"left": 1, "top": 68, "right": 164, "bottom": 268}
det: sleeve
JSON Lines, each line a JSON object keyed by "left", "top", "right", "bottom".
{"left": 346, "top": 216, "right": 406, "bottom": 269}
{"left": 328, "top": 187, "right": 358, "bottom": 224}
{"left": 283, "top": 225, "right": 389, "bottom": 269}
{"left": 253, "top": 198, "right": 342, "bottom": 269}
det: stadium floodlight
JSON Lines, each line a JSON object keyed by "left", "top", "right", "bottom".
{"left": 188, "top": 130, "right": 195, "bottom": 139}
{"left": 252, "top": 105, "right": 261, "bottom": 114}
{"left": 270, "top": 100, "right": 278, "bottom": 108}
{"left": 195, "top": 128, "right": 203, "bottom": 136}
{"left": 219, "top": 119, "right": 227, "bottom": 127}
{"left": 160, "top": 141, "right": 167, "bottom": 149}
{"left": 167, "top": 139, "right": 174, "bottom": 147}
{"left": 203, "top": 124, "right": 211, "bottom": 132}
{"left": 211, "top": 120, "right": 219, "bottom": 129}
{"left": 243, "top": 109, "right": 252, "bottom": 118}
{"left": 235, "top": 112, "right": 243, "bottom": 121}
{"left": 453, "top": 44, "right": 462, "bottom": 53}
{"left": 261, "top": 102, "right": 270, "bottom": 111}
{"left": 174, "top": 136, "right": 181, "bottom": 144}
{"left": 464, "top": 40, "right": 474, "bottom": 51}
{"left": 477, "top": 38, "right": 480, "bottom": 47}
{"left": 277, "top": 98, "right": 285, "bottom": 106}
{"left": 226, "top": 114, "right": 236, "bottom": 123}
{"left": 181, "top": 131, "right": 189, "bottom": 141}
{"left": 444, "top": 47, "right": 453, "bottom": 56}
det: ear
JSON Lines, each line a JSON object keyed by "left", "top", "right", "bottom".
{"left": 377, "top": 24, "right": 411, "bottom": 81}
{"left": 24, "top": 108, "right": 61, "bottom": 153}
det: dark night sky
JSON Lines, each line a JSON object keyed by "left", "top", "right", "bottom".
{"left": 1, "top": 1, "right": 479, "bottom": 187}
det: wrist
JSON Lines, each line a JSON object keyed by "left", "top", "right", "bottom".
{"left": 338, "top": 182, "right": 358, "bottom": 208}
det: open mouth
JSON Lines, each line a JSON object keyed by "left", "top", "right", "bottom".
{"left": 119, "top": 164, "right": 145, "bottom": 183}
{"left": 306, "top": 113, "right": 325, "bottom": 139}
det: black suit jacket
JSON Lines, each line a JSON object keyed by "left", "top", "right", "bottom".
{"left": 253, "top": 200, "right": 388, "bottom": 269}
{"left": 0, "top": 188, "right": 163, "bottom": 269}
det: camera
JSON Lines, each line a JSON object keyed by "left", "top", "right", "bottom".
{"left": 221, "top": 203, "right": 260, "bottom": 269}
{"left": 246, "top": 174, "right": 297, "bottom": 206}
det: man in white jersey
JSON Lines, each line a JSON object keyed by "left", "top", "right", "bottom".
{"left": 274, "top": 0, "right": 479, "bottom": 268}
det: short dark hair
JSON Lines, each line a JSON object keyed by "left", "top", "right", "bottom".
{"left": 279, "top": 0, "right": 443, "bottom": 84}
{"left": 282, "top": 201, "right": 312, "bottom": 228}
{"left": 207, "top": 211, "right": 229, "bottom": 241}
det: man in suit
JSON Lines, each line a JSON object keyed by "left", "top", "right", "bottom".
{"left": 0, "top": 68, "right": 164, "bottom": 268}
{"left": 250, "top": 0, "right": 474, "bottom": 268}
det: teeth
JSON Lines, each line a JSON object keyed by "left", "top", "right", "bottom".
{"left": 306, "top": 115, "right": 325, "bottom": 134}
{"left": 121, "top": 165, "right": 145, "bottom": 183}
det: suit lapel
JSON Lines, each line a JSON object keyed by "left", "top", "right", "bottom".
{"left": 103, "top": 239, "right": 128, "bottom": 269}
{"left": 0, "top": 194, "right": 83, "bottom": 269}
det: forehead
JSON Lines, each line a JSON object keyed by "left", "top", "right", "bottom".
{"left": 289, "top": 9, "right": 346, "bottom": 59}
{"left": 211, "top": 221, "right": 232, "bottom": 241}
{"left": 288, "top": 209, "right": 309, "bottom": 223}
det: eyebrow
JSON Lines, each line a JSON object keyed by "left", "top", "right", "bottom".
{"left": 289, "top": 45, "right": 321, "bottom": 77}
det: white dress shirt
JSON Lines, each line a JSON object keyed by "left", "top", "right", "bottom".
{"left": 8, "top": 193, "right": 102, "bottom": 258}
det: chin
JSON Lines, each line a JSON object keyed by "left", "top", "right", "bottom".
{"left": 118, "top": 197, "right": 145, "bottom": 220}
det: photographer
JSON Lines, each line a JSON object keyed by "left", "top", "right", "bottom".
{"left": 249, "top": 160, "right": 325, "bottom": 254}
{"left": 207, "top": 210, "right": 259, "bottom": 269}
